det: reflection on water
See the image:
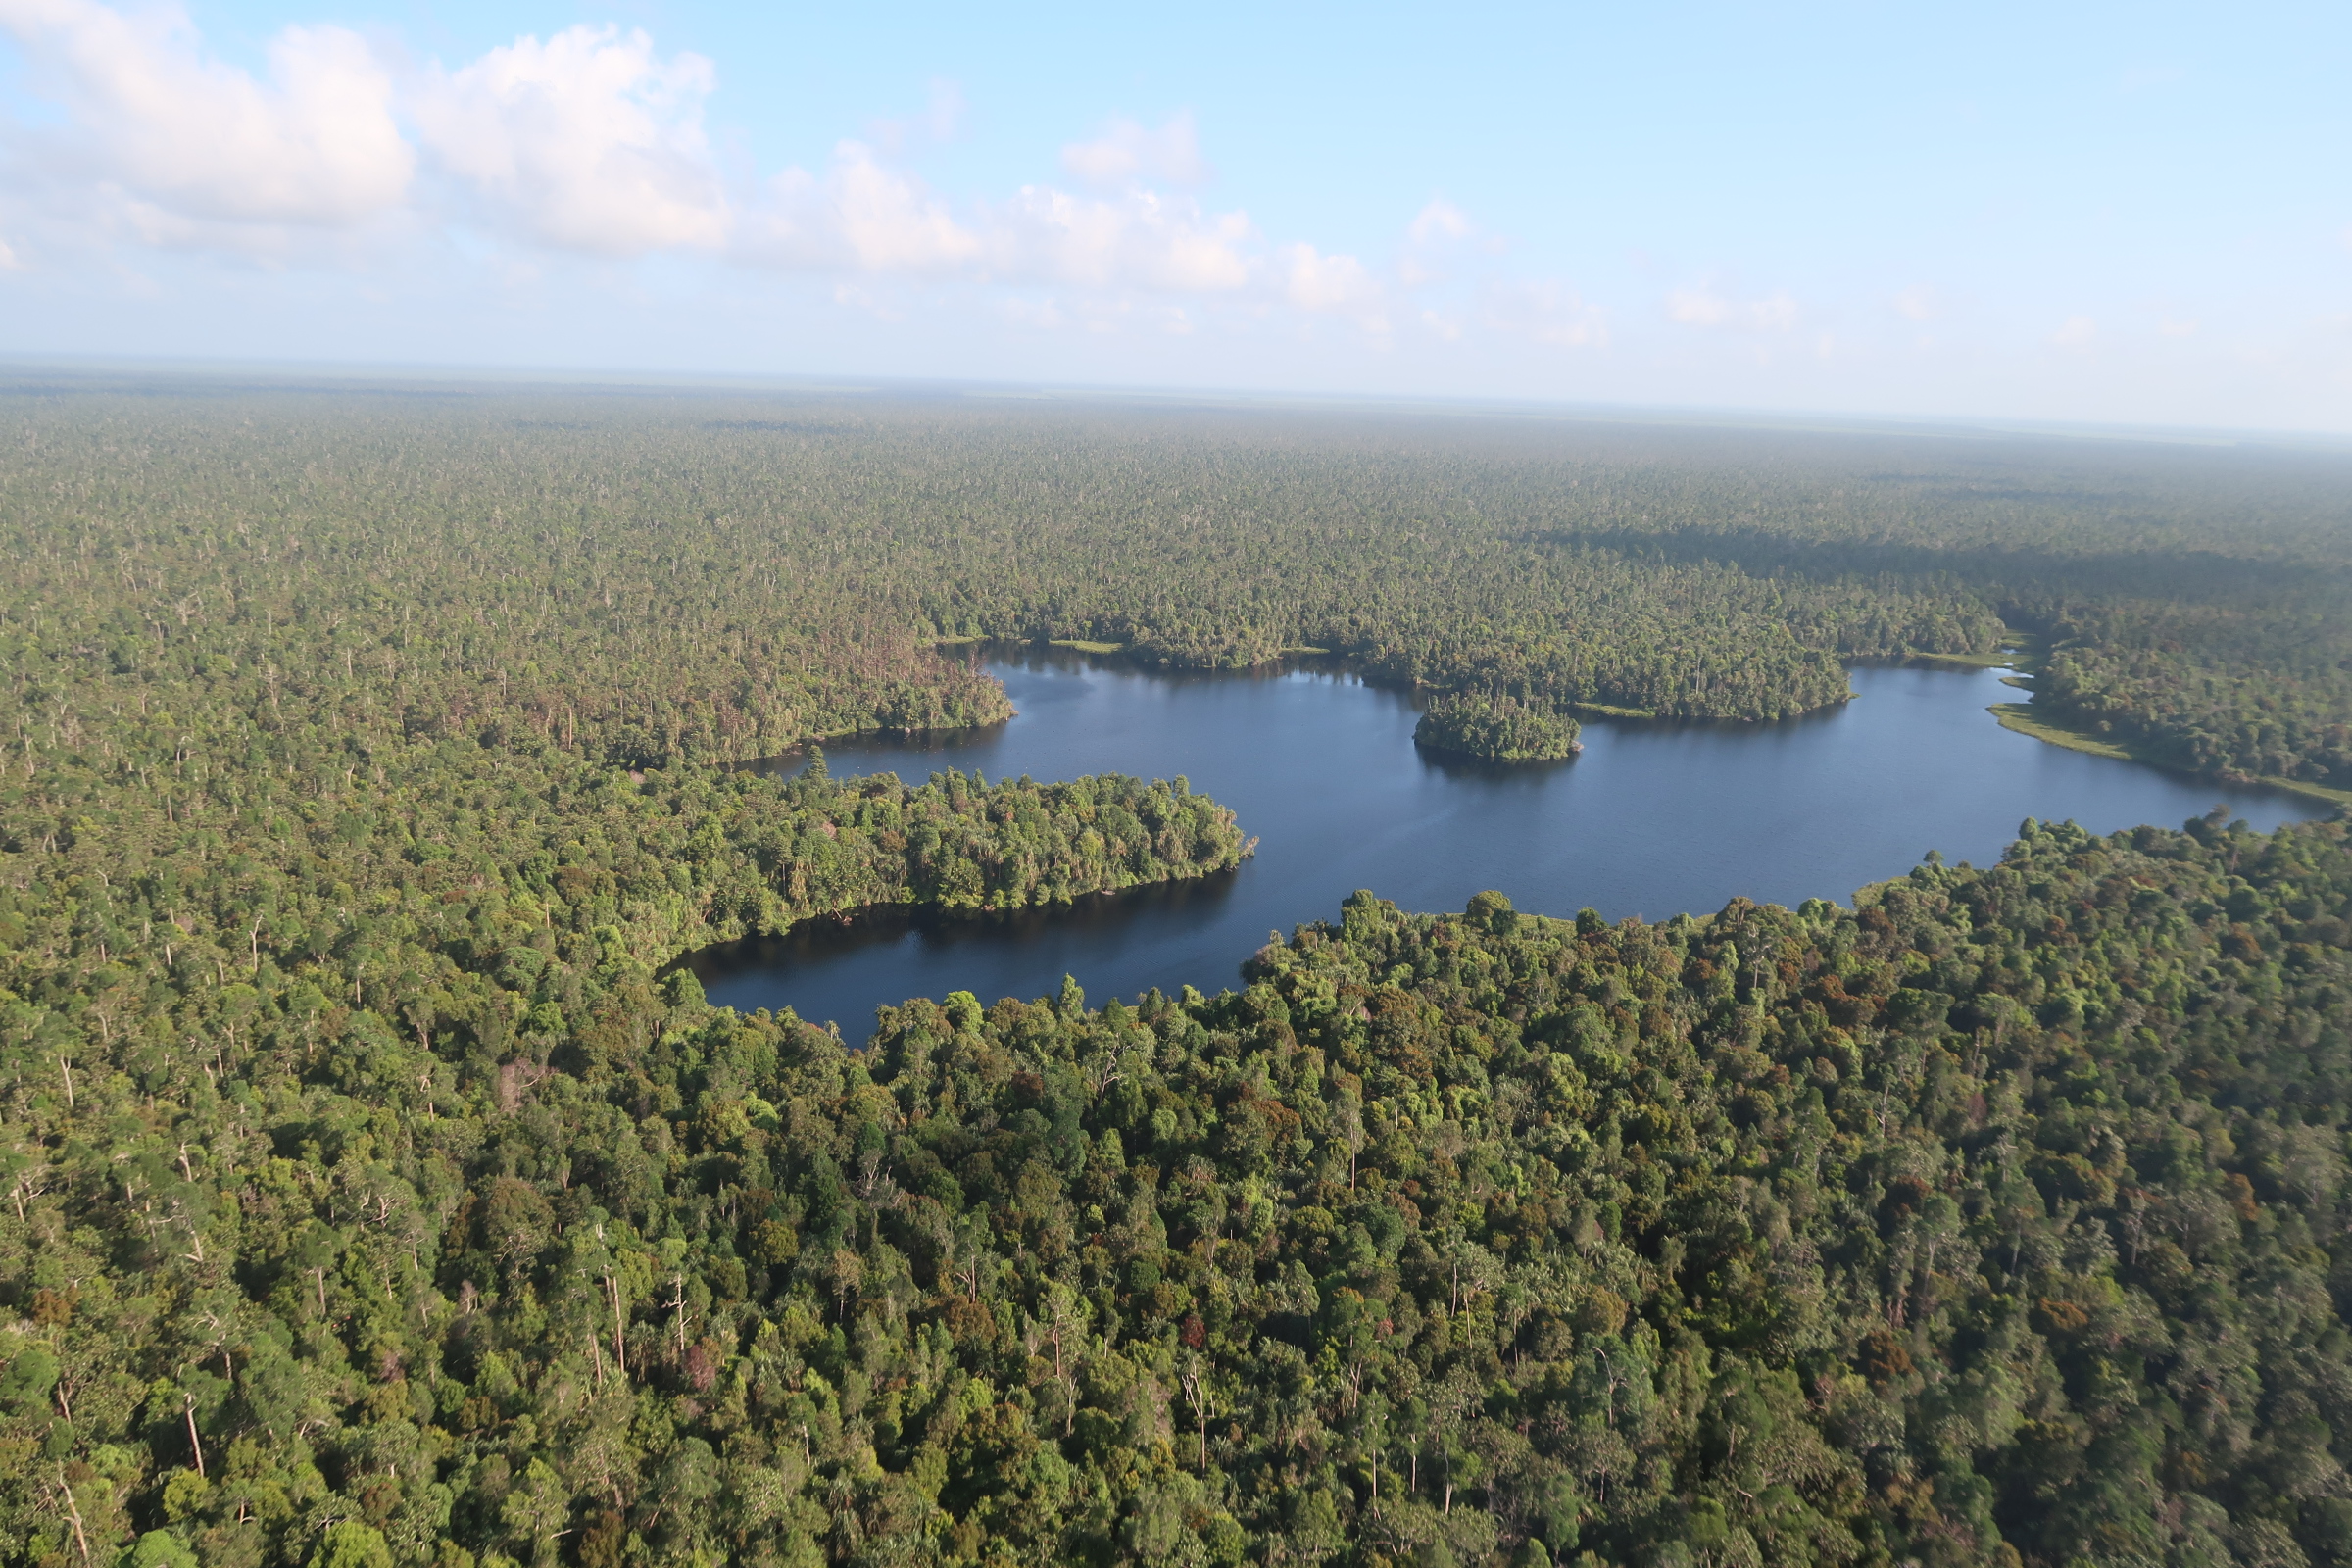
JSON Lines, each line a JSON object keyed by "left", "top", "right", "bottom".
{"left": 688, "top": 869, "right": 1242, "bottom": 998}
{"left": 694, "top": 646, "right": 2329, "bottom": 1033}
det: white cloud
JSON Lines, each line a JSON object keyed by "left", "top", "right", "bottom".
{"left": 2159, "top": 316, "right": 2199, "bottom": 338}
{"left": 0, "top": 0, "right": 1396, "bottom": 343}
{"left": 1668, "top": 286, "right": 1797, "bottom": 331}
{"left": 925, "top": 80, "right": 967, "bottom": 142}
{"left": 743, "top": 148, "right": 1254, "bottom": 294}
{"left": 831, "top": 282, "right": 904, "bottom": 321}
{"left": 1892, "top": 284, "right": 1941, "bottom": 321}
{"left": 1408, "top": 200, "right": 1472, "bottom": 245}
{"left": 411, "top": 25, "right": 728, "bottom": 254}
{"left": 1061, "top": 112, "right": 1209, "bottom": 188}
{"left": 993, "top": 294, "right": 1195, "bottom": 338}
{"left": 870, "top": 78, "right": 965, "bottom": 154}
{"left": 1092, "top": 300, "right": 1197, "bottom": 336}
{"left": 992, "top": 185, "right": 1253, "bottom": 291}
{"left": 1667, "top": 288, "right": 1732, "bottom": 326}
{"left": 744, "top": 142, "right": 980, "bottom": 272}
{"left": 1280, "top": 242, "right": 1385, "bottom": 327}
{"left": 0, "top": 0, "right": 410, "bottom": 228}
{"left": 1398, "top": 198, "right": 1506, "bottom": 285}
{"left": 1483, "top": 279, "right": 1605, "bottom": 349}
{"left": 2051, "top": 314, "right": 2097, "bottom": 350}
{"left": 998, "top": 296, "right": 1064, "bottom": 331}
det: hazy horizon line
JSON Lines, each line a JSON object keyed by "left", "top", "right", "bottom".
{"left": 6, "top": 350, "right": 2350, "bottom": 455}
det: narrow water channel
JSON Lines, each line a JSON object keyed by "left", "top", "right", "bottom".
{"left": 686, "top": 649, "right": 2328, "bottom": 1031}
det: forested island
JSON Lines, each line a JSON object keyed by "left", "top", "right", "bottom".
{"left": 3, "top": 370, "right": 2352, "bottom": 1567}
{"left": 1413, "top": 695, "right": 1583, "bottom": 761}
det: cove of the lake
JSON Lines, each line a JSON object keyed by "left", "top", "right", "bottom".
{"left": 686, "top": 647, "right": 2330, "bottom": 1031}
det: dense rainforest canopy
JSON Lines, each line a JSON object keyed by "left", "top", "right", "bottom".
{"left": 3, "top": 370, "right": 2352, "bottom": 1568}
{"left": 10, "top": 800, "right": 2352, "bottom": 1568}
{"left": 5, "top": 371, "right": 2347, "bottom": 779}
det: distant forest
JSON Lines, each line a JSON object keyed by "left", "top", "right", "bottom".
{"left": 3, "top": 373, "right": 2352, "bottom": 1568}
{"left": 7, "top": 377, "right": 2347, "bottom": 779}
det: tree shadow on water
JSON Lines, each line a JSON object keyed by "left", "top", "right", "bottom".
{"left": 1411, "top": 742, "right": 1583, "bottom": 785}
{"left": 675, "top": 867, "right": 1247, "bottom": 1005}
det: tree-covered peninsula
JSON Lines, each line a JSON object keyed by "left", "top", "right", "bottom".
{"left": 8, "top": 794, "right": 2352, "bottom": 1568}
{"left": 1413, "top": 695, "right": 1583, "bottom": 761}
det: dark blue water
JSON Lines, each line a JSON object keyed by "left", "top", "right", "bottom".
{"left": 688, "top": 649, "right": 2329, "bottom": 1031}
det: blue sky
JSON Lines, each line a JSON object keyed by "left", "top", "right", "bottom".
{"left": 2, "top": 0, "right": 2348, "bottom": 428}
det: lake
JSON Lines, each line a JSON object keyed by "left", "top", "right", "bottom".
{"left": 686, "top": 648, "right": 2329, "bottom": 1031}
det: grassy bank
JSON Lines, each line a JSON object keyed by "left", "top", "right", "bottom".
{"left": 1992, "top": 701, "right": 2352, "bottom": 808}
{"left": 1910, "top": 648, "right": 2022, "bottom": 668}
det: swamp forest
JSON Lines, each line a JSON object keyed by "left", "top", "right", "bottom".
{"left": 4, "top": 370, "right": 2352, "bottom": 1568}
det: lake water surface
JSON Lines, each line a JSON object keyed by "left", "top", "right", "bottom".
{"left": 688, "top": 649, "right": 2329, "bottom": 1030}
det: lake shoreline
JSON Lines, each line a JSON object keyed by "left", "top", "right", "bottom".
{"left": 1990, "top": 700, "right": 2352, "bottom": 808}
{"left": 690, "top": 652, "right": 2328, "bottom": 1029}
